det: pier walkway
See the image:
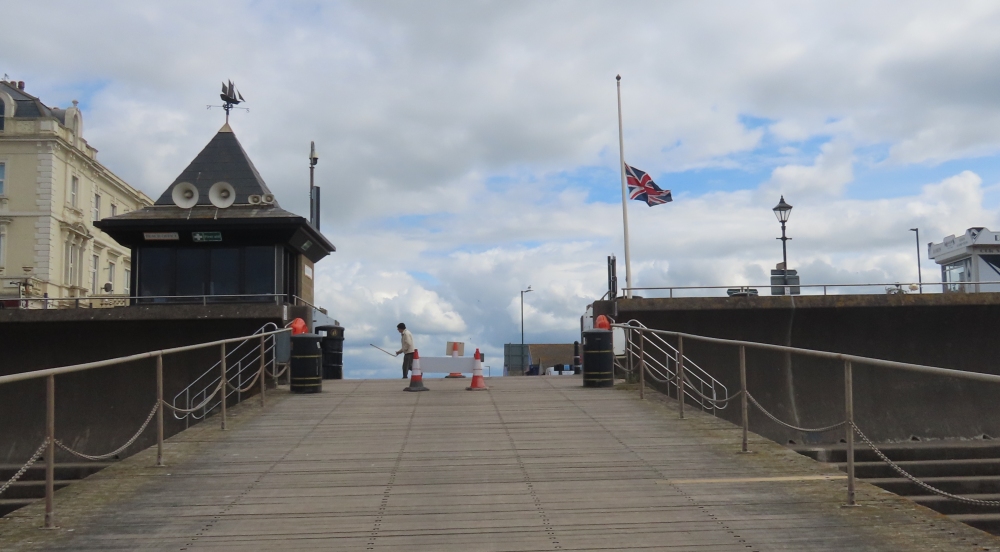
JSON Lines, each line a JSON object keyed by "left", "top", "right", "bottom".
{"left": 2, "top": 377, "right": 998, "bottom": 551}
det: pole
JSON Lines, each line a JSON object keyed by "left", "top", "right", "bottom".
{"left": 44, "top": 375, "right": 55, "bottom": 528}
{"left": 911, "top": 228, "right": 923, "bottom": 293}
{"left": 677, "top": 336, "right": 685, "bottom": 419}
{"left": 740, "top": 345, "right": 749, "bottom": 453}
{"left": 220, "top": 344, "right": 227, "bottom": 431}
{"left": 520, "top": 291, "right": 525, "bottom": 374}
{"left": 616, "top": 75, "right": 633, "bottom": 299}
{"left": 260, "top": 335, "right": 266, "bottom": 408}
{"left": 844, "top": 360, "right": 856, "bottom": 506}
{"left": 156, "top": 354, "right": 164, "bottom": 467}
{"left": 638, "top": 330, "right": 645, "bottom": 400}
{"left": 781, "top": 221, "right": 789, "bottom": 292}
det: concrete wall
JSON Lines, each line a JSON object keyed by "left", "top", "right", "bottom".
{"left": 0, "top": 304, "right": 310, "bottom": 463}
{"left": 594, "top": 293, "right": 1000, "bottom": 445}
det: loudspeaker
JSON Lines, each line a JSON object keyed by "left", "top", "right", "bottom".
{"left": 248, "top": 194, "right": 262, "bottom": 205}
{"left": 208, "top": 181, "right": 236, "bottom": 208}
{"left": 171, "top": 182, "right": 199, "bottom": 209}
{"left": 262, "top": 194, "right": 276, "bottom": 204}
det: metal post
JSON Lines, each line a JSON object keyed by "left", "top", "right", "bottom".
{"left": 781, "top": 220, "right": 789, "bottom": 294}
{"left": 638, "top": 330, "right": 645, "bottom": 400}
{"left": 844, "top": 360, "right": 856, "bottom": 506}
{"left": 220, "top": 344, "right": 227, "bottom": 431}
{"left": 616, "top": 75, "right": 633, "bottom": 299}
{"left": 740, "top": 346, "right": 749, "bottom": 453}
{"left": 44, "top": 375, "right": 55, "bottom": 528}
{"left": 260, "top": 335, "right": 266, "bottom": 407}
{"left": 677, "top": 336, "right": 685, "bottom": 419}
{"left": 910, "top": 228, "right": 923, "bottom": 293}
{"left": 156, "top": 354, "right": 164, "bottom": 467}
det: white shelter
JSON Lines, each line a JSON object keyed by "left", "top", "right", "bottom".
{"left": 928, "top": 227, "right": 1000, "bottom": 292}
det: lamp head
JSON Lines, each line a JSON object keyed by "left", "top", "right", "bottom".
{"left": 772, "top": 195, "right": 792, "bottom": 223}
{"left": 309, "top": 141, "right": 318, "bottom": 166}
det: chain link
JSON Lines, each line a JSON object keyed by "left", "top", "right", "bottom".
{"left": 55, "top": 402, "right": 159, "bottom": 461}
{"left": 165, "top": 381, "right": 223, "bottom": 414}
{"left": 267, "top": 363, "right": 288, "bottom": 379}
{"left": 851, "top": 422, "right": 1000, "bottom": 507}
{"left": 746, "top": 392, "right": 847, "bottom": 433}
{"left": 0, "top": 439, "right": 49, "bottom": 498}
{"left": 226, "top": 368, "right": 262, "bottom": 394}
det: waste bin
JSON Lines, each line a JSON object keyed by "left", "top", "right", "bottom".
{"left": 582, "top": 329, "right": 613, "bottom": 388}
{"left": 315, "top": 325, "right": 345, "bottom": 380}
{"left": 290, "top": 333, "right": 322, "bottom": 393}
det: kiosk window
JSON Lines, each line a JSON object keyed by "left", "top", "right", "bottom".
{"left": 245, "top": 246, "right": 276, "bottom": 295}
{"left": 139, "top": 249, "right": 173, "bottom": 298}
{"left": 210, "top": 248, "right": 240, "bottom": 296}
{"left": 176, "top": 248, "right": 209, "bottom": 296}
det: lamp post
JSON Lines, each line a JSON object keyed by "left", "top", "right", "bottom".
{"left": 520, "top": 286, "right": 532, "bottom": 374}
{"left": 772, "top": 196, "right": 793, "bottom": 291}
{"left": 309, "top": 141, "right": 319, "bottom": 230}
{"left": 910, "top": 228, "right": 922, "bottom": 293}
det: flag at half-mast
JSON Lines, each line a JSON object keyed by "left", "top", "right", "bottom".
{"left": 625, "top": 164, "right": 672, "bottom": 207}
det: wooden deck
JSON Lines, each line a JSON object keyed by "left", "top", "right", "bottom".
{"left": 2, "top": 376, "right": 999, "bottom": 551}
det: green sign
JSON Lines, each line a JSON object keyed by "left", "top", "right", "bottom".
{"left": 192, "top": 232, "right": 222, "bottom": 243}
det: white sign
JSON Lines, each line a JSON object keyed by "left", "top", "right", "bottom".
{"left": 304, "top": 265, "right": 313, "bottom": 279}
{"left": 144, "top": 232, "right": 179, "bottom": 241}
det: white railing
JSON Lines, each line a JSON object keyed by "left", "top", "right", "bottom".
{"left": 618, "top": 280, "right": 1000, "bottom": 298}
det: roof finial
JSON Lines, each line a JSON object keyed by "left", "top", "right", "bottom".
{"left": 207, "top": 80, "right": 248, "bottom": 123}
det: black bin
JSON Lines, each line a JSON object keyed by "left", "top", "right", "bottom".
{"left": 315, "top": 325, "right": 345, "bottom": 380}
{"left": 582, "top": 329, "right": 613, "bottom": 388}
{"left": 290, "top": 333, "right": 323, "bottom": 393}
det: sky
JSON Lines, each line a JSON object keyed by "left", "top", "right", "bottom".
{"left": 5, "top": 1, "right": 1000, "bottom": 377}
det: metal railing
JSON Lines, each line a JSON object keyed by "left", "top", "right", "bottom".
{"left": 619, "top": 280, "right": 1000, "bottom": 298}
{"left": 615, "top": 320, "right": 727, "bottom": 412}
{"left": 0, "top": 326, "right": 292, "bottom": 528}
{"left": 172, "top": 323, "right": 279, "bottom": 427}
{"left": 0, "top": 293, "right": 291, "bottom": 310}
{"left": 612, "top": 322, "right": 1000, "bottom": 508}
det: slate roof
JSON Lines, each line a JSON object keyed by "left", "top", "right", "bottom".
{"left": 0, "top": 81, "right": 67, "bottom": 123}
{"left": 153, "top": 123, "right": 276, "bottom": 207}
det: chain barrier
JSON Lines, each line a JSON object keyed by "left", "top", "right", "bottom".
{"left": 226, "top": 368, "right": 262, "bottom": 394}
{"left": 676, "top": 372, "right": 742, "bottom": 406}
{"left": 0, "top": 439, "right": 49, "bottom": 498}
{"left": 267, "top": 363, "right": 288, "bottom": 379}
{"left": 164, "top": 382, "right": 223, "bottom": 414}
{"left": 851, "top": 422, "right": 1000, "bottom": 507}
{"left": 55, "top": 402, "right": 159, "bottom": 462}
{"left": 746, "top": 392, "right": 847, "bottom": 433}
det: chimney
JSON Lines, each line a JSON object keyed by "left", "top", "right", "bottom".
{"left": 17, "top": 81, "right": 24, "bottom": 90}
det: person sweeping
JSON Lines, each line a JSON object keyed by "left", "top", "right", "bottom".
{"left": 395, "top": 323, "right": 415, "bottom": 378}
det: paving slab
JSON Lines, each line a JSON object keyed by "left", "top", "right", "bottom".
{"left": 2, "top": 376, "right": 1000, "bottom": 551}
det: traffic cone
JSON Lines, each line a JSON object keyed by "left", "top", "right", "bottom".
{"left": 404, "top": 349, "right": 429, "bottom": 392}
{"left": 467, "top": 349, "right": 488, "bottom": 391}
{"left": 445, "top": 341, "right": 466, "bottom": 378}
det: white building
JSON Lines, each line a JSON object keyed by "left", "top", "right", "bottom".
{"left": 928, "top": 227, "right": 1000, "bottom": 293}
{"left": 0, "top": 80, "right": 152, "bottom": 305}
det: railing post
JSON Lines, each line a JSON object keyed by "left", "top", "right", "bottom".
{"left": 677, "top": 336, "right": 685, "bottom": 419}
{"left": 220, "top": 344, "right": 227, "bottom": 431}
{"left": 45, "top": 374, "right": 55, "bottom": 528}
{"left": 740, "top": 345, "right": 749, "bottom": 453}
{"left": 638, "top": 330, "right": 645, "bottom": 400}
{"left": 260, "top": 334, "right": 266, "bottom": 407}
{"left": 845, "top": 360, "right": 856, "bottom": 506}
{"left": 156, "top": 354, "right": 165, "bottom": 467}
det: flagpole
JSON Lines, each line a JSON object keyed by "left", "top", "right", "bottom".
{"left": 616, "top": 74, "right": 633, "bottom": 299}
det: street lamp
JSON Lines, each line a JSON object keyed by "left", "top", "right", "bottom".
{"left": 520, "top": 286, "right": 532, "bottom": 374}
{"left": 772, "top": 196, "right": 793, "bottom": 290}
{"left": 910, "top": 228, "right": 922, "bottom": 293}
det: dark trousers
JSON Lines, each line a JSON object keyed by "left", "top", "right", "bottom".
{"left": 402, "top": 353, "right": 414, "bottom": 377}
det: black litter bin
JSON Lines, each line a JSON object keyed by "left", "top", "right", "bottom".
{"left": 582, "top": 329, "right": 613, "bottom": 388}
{"left": 290, "top": 333, "right": 323, "bottom": 393}
{"left": 315, "top": 325, "right": 345, "bottom": 380}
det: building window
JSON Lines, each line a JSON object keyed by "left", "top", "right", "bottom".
{"left": 0, "top": 162, "right": 5, "bottom": 195}
{"left": 65, "top": 243, "right": 80, "bottom": 287}
{"left": 93, "top": 193, "right": 101, "bottom": 221}
{"left": 124, "top": 268, "right": 131, "bottom": 296}
{"left": 91, "top": 254, "right": 99, "bottom": 294}
{"left": 0, "top": 227, "right": 6, "bottom": 269}
{"left": 943, "top": 258, "right": 972, "bottom": 292}
{"left": 107, "top": 260, "right": 116, "bottom": 292}
{"left": 70, "top": 176, "right": 79, "bottom": 207}
{"left": 110, "top": 203, "right": 117, "bottom": 217}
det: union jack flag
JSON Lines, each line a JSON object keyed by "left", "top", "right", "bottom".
{"left": 626, "top": 164, "right": 672, "bottom": 207}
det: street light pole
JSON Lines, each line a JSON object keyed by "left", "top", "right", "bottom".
{"left": 520, "top": 286, "right": 532, "bottom": 374}
{"left": 910, "top": 228, "right": 922, "bottom": 293}
{"left": 773, "top": 196, "right": 793, "bottom": 294}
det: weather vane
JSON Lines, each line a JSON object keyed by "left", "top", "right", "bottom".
{"left": 207, "top": 80, "right": 248, "bottom": 123}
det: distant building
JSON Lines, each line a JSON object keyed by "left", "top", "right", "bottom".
{"left": 0, "top": 80, "right": 152, "bottom": 304}
{"left": 928, "top": 227, "right": 1000, "bottom": 292}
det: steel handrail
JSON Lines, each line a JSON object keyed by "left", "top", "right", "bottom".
{"left": 618, "top": 280, "right": 1000, "bottom": 296}
{"left": 182, "top": 338, "right": 278, "bottom": 422}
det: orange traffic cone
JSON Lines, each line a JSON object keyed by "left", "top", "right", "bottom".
{"left": 466, "top": 349, "right": 488, "bottom": 391}
{"left": 404, "top": 349, "right": 429, "bottom": 392}
{"left": 445, "top": 341, "right": 466, "bottom": 378}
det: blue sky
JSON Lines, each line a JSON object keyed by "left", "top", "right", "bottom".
{"left": 6, "top": 1, "right": 1000, "bottom": 377}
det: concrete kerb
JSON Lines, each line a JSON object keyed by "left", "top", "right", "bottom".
{"left": 616, "top": 382, "right": 1000, "bottom": 550}
{"left": 0, "top": 389, "right": 291, "bottom": 550}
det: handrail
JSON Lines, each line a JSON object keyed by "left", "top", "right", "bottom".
{"left": 292, "top": 295, "right": 328, "bottom": 314}
{"left": 611, "top": 321, "right": 1000, "bottom": 508}
{"left": 0, "top": 325, "right": 292, "bottom": 528}
{"left": 617, "top": 280, "right": 1000, "bottom": 297}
